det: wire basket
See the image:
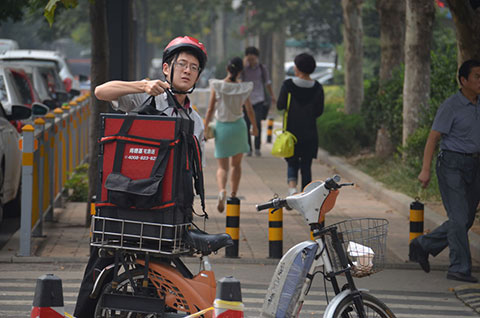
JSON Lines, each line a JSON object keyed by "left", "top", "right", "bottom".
{"left": 90, "top": 215, "right": 191, "bottom": 255}
{"left": 324, "top": 218, "right": 388, "bottom": 278}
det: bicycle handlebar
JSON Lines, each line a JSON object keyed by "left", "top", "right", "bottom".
{"left": 256, "top": 198, "right": 287, "bottom": 211}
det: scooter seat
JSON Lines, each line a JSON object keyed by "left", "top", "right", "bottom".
{"left": 185, "top": 229, "right": 233, "bottom": 254}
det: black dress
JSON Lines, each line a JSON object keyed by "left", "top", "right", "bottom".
{"left": 277, "top": 78, "right": 324, "bottom": 159}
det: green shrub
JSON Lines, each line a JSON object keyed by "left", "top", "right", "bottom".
{"left": 65, "top": 163, "right": 89, "bottom": 202}
{"left": 317, "top": 103, "right": 372, "bottom": 156}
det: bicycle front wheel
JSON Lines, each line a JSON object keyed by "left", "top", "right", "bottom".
{"left": 331, "top": 292, "right": 396, "bottom": 318}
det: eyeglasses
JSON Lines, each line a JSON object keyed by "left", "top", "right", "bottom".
{"left": 175, "top": 60, "right": 200, "bottom": 73}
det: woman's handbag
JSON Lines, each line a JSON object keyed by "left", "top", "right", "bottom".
{"left": 205, "top": 121, "right": 216, "bottom": 140}
{"left": 271, "top": 92, "right": 297, "bottom": 158}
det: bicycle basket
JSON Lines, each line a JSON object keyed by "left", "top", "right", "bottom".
{"left": 324, "top": 218, "right": 388, "bottom": 278}
{"left": 90, "top": 215, "right": 191, "bottom": 255}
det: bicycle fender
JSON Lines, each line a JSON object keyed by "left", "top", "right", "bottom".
{"left": 323, "top": 288, "right": 369, "bottom": 318}
{"left": 90, "top": 263, "right": 116, "bottom": 299}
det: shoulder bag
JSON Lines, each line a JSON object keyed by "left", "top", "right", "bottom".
{"left": 271, "top": 92, "right": 297, "bottom": 158}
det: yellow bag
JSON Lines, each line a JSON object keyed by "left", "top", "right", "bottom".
{"left": 271, "top": 92, "right": 297, "bottom": 158}
{"left": 271, "top": 129, "right": 297, "bottom": 158}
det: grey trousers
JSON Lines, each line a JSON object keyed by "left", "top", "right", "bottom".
{"left": 418, "top": 151, "right": 480, "bottom": 275}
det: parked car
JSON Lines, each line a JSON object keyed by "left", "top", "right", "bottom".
{"left": 0, "top": 64, "right": 43, "bottom": 132}
{"left": 284, "top": 61, "right": 336, "bottom": 84}
{"left": 0, "top": 39, "right": 19, "bottom": 54}
{"left": 0, "top": 50, "right": 80, "bottom": 96}
{"left": 0, "top": 102, "right": 32, "bottom": 221}
{"left": 1, "top": 60, "right": 69, "bottom": 109}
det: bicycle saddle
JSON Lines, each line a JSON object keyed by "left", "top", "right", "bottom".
{"left": 184, "top": 229, "right": 233, "bottom": 255}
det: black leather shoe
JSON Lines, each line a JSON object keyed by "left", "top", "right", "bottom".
{"left": 409, "top": 238, "right": 430, "bottom": 273}
{"left": 447, "top": 272, "right": 478, "bottom": 283}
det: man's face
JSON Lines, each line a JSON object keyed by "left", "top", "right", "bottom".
{"left": 245, "top": 54, "right": 258, "bottom": 66}
{"left": 163, "top": 52, "right": 200, "bottom": 91}
{"left": 461, "top": 66, "right": 480, "bottom": 96}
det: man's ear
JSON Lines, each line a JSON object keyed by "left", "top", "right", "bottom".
{"left": 163, "top": 63, "right": 171, "bottom": 79}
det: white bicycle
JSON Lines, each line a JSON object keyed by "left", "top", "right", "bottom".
{"left": 256, "top": 175, "right": 396, "bottom": 318}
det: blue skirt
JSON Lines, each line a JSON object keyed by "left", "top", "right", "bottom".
{"left": 214, "top": 118, "right": 250, "bottom": 158}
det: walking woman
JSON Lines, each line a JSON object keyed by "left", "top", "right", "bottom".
{"left": 277, "top": 53, "right": 324, "bottom": 196}
{"left": 204, "top": 57, "right": 258, "bottom": 212}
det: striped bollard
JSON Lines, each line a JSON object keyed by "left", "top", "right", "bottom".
{"left": 31, "top": 274, "right": 65, "bottom": 318}
{"left": 268, "top": 207, "right": 283, "bottom": 258}
{"left": 213, "top": 276, "right": 244, "bottom": 317}
{"left": 225, "top": 197, "right": 240, "bottom": 258}
{"left": 409, "top": 198, "right": 424, "bottom": 241}
{"left": 266, "top": 117, "right": 274, "bottom": 143}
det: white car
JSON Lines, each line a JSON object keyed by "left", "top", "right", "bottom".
{"left": 0, "top": 103, "right": 32, "bottom": 221}
{"left": 0, "top": 39, "right": 19, "bottom": 54}
{"left": 285, "top": 61, "right": 336, "bottom": 84}
{"left": 0, "top": 50, "right": 80, "bottom": 95}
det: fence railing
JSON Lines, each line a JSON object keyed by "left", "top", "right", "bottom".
{"left": 19, "top": 92, "right": 91, "bottom": 256}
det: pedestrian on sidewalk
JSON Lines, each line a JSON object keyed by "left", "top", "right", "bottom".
{"left": 73, "top": 36, "right": 208, "bottom": 318}
{"left": 276, "top": 53, "right": 324, "bottom": 196}
{"left": 241, "top": 46, "right": 276, "bottom": 157}
{"left": 411, "top": 59, "right": 480, "bottom": 283}
{"left": 204, "top": 57, "right": 258, "bottom": 212}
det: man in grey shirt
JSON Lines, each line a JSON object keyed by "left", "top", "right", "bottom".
{"left": 410, "top": 59, "right": 480, "bottom": 283}
{"left": 242, "top": 46, "right": 276, "bottom": 156}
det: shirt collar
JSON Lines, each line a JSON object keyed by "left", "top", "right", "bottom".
{"left": 456, "top": 90, "right": 479, "bottom": 106}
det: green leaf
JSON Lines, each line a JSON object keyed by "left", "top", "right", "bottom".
{"left": 44, "top": 0, "right": 78, "bottom": 26}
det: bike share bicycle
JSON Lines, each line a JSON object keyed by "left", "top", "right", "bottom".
{"left": 256, "top": 175, "right": 396, "bottom": 317}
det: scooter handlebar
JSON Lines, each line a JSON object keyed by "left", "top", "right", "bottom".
{"left": 256, "top": 198, "right": 287, "bottom": 211}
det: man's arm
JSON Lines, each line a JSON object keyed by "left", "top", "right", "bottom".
{"left": 95, "top": 80, "right": 170, "bottom": 101}
{"left": 266, "top": 83, "right": 277, "bottom": 105}
{"left": 418, "top": 130, "right": 441, "bottom": 188}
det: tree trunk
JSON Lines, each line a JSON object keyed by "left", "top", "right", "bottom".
{"left": 445, "top": 0, "right": 480, "bottom": 62}
{"left": 259, "top": 32, "right": 273, "bottom": 75}
{"left": 271, "top": 26, "right": 285, "bottom": 98}
{"left": 86, "top": 0, "right": 110, "bottom": 225}
{"left": 378, "top": 0, "right": 406, "bottom": 83}
{"left": 375, "top": 0, "right": 405, "bottom": 158}
{"left": 342, "top": 0, "right": 364, "bottom": 114}
{"left": 402, "top": 0, "right": 435, "bottom": 148}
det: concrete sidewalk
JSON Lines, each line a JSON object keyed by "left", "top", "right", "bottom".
{"left": 1, "top": 139, "right": 479, "bottom": 272}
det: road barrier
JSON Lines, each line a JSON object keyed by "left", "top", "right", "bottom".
{"left": 213, "top": 276, "right": 244, "bottom": 317}
{"left": 20, "top": 93, "right": 91, "bottom": 256}
{"left": 409, "top": 198, "right": 424, "bottom": 242}
{"left": 268, "top": 207, "right": 283, "bottom": 258}
{"left": 266, "top": 117, "right": 274, "bottom": 143}
{"left": 31, "top": 274, "right": 65, "bottom": 318}
{"left": 225, "top": 197, "right": 240, "bottom": 258}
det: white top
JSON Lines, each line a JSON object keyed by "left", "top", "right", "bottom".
{"left": 209, "top": 79, "right": 253, "bottom": 122}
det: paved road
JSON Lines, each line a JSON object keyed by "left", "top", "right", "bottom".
{"left": 0, "top": 262, "right": 477, "bottom": 317}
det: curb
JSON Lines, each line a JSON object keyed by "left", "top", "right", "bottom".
{"left": 317, "top": 148, "right": 480, "bottom": 265}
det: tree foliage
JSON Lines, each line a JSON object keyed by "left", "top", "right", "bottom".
{"left": 146, "top": 0, "right": 224, "bottom": 48}
{"left": 242, "top": 0, "right": 342, "bottom": 52}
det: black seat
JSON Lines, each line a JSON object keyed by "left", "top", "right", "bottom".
{"left": 184, "top": 229, "right": 233, "bottom": 255}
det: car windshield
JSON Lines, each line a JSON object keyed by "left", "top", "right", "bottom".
{"left": 10, "top": 70, "right": 33, "bottom": 106}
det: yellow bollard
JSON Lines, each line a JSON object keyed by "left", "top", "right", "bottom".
{"left": 409, "top": 198, "right": 424, "bottom": 241}
{"left": 268, "top": 207, "right": 283, "bottom": 258}
{"left": 225, "top": 197, "right": 240, "bottom": 258}
{"left": 266, "top": 117, "right": 274, "bottom": 143}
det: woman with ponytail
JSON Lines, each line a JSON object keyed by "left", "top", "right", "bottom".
{"left": 205, "top": 57, "right": 258, "bottom": 212}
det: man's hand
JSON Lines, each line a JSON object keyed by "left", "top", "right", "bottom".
{"left": 270, "top": 96, "right": 277, "bottom": 105}
{"left": 418, "top": 169, "right": 431, "bottom": 188}
{"left": 144, "top": 80, "right": 170, "bottom": 96}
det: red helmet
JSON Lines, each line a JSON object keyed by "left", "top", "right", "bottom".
{"left": 162, "top": 36, "right": 208, "bottom": 71}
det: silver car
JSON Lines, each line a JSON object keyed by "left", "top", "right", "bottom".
{"left": 0, "top": 103, "right": 32, "bottom": 221}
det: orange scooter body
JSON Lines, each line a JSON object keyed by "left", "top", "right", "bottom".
{"left": 136, "top": 259, "right": 216, "bottom": 317}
